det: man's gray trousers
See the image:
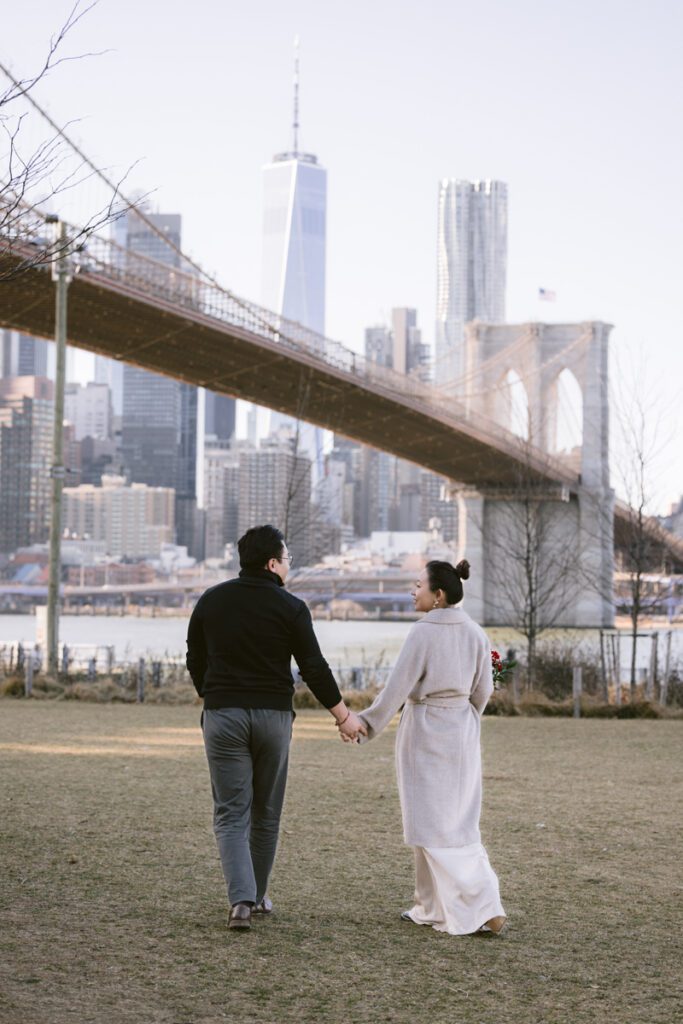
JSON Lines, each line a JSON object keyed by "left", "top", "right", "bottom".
{"left": 202, "top": 707, "right": 292, "bottom": 906}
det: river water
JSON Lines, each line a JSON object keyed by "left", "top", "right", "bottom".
{"left": 0, "top": 613, "right": 680, "bottom": 676}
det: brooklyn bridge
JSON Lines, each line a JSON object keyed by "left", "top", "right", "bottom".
{"left": 1, "top": 198, "right": 682, "bottom": 626}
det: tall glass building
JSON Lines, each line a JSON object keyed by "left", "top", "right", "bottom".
{"left": 1, "top": 331, "right": 49, "bottom": 378}
{"left": 260, "top": 65, "right": 327, "bottom": 483}
{"left": 261, "top": 153, "right": 326, "bottom": 335}
{"left": 435, "top": 179, "right": 507, "bottom": 388}
{"left": 113, "top": 207, "right": 206, "bottom": 553}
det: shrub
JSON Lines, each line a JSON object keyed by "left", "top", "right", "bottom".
{"left": 518, "top": 690, "right": 568, "bottom": 716}
{"left": 614, "top": 700, "right": 661, "bottom": 719}
{"left": 484, "top": 689, "right": 519, "bottom": 716}
{"left": 524, "top": 637, "right": 603, "bottom": 700}
{"left": 0, "top": 674, "right": 24, "bottom": 697}
{"left": 292, "top": 686, "right": 378, "bottom": 712}
{"left": 664, "top": 662, "right": 683, "bottom": 708}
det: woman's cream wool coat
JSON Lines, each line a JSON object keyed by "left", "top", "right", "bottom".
{"left": 358, "top": 607, "right": 493, "bottom": 848}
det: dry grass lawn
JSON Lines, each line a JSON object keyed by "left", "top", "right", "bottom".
{"left": 0, "top": 704, "right": 681, "bottom": 1024}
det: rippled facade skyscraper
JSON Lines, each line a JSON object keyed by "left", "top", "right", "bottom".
{"left": 435, "top": 179, "right": 507, "bottom": 388}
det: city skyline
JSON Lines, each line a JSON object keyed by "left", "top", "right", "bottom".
{"left": 3, "top": 0, "right": 681, "bottom": 512}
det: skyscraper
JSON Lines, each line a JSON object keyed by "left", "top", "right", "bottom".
{"left": 96, "top": 207, "right": 183, "bottom": 416}
{"left": 260, "top": 45, "right": 326, "bottom": 480}
{"left": 113, "top": 208, "right": 182, "bottom": 262}
{"left": 364, "top": 326, "right": 393, "bottom": 369}
{"left": 237, "top": 439, "right": 313, "bottom": 566}
{"left": 204, "top": 391, "right": 236, "bottom": 442}
{"left": 391, "top": 308, "right": 431, "bottom": 381}
{"left": 94, "top": 355, "right": 123, "bottom": 416}
{"left": 0, "top": 377, "right": 54, "bottom": 553}
{"left": 64, "top": 382, "right": 112, "bottom": 441}
{"left": 435, "top": 179, "right": 507, "bottom": 387}
{"left": 117, "top": 206, "right": 184, "bottom": 494}
{"left": 112, "top": 205, "right": 208, "bottom": 555}
{"left": 1, "top": 331, "right": 49, "bottom": 378}
{"left": 261, "top": 150, "right": 326, "bottom": 334}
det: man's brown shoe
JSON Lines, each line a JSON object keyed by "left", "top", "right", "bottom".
{"left": 228, "top": 903, "right": 252, "bottom": 930}
{"left": 254, "top": 897, "right": 273, "bottom": 915}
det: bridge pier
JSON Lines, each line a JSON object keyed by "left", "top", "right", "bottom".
{"left": 455, "top": 486, "right": 614, "bottom": 628}
{"left": 453, "top": 321, "right": 615, "bottom": 629}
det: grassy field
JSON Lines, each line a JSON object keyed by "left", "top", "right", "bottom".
{"left": 0, "top": 704, "right": 681, "bottom": 1024}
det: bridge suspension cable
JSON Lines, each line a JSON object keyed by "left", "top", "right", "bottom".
{"left": 0, "top": 57, "right": 316, "bottom": 351}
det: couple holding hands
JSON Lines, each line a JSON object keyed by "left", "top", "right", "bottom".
{"left": 186, "top": 524, "right": 506, "bottom": 935}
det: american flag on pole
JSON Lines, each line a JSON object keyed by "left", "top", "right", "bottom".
{"left": 539, "top": 287, "right": 557, "bottom": 301}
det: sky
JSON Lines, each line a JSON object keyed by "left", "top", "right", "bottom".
{"left": 3, "top": 0, "right": 682, "bottom": 512}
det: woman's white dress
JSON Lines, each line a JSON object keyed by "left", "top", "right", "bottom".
{"left": 358, "top": 607, "right": 505, "bottom": 936}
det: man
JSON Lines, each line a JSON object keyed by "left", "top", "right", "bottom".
{"left": 186, "top": 524, "right": 365, "bottom": 931}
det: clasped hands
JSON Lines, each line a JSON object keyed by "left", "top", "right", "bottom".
{"left": 336, "top": 709, "right": 367, "bottom": 744}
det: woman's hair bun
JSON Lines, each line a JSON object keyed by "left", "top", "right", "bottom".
{"left": 454, "top": 559, "right": 470, "bottom": 580}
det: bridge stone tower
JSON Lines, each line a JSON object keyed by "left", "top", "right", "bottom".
{"left": 453, "top": 321, "right": 614, "bottom": 628}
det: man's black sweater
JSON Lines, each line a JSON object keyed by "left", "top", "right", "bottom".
{"left": 185, "top": 568, "right": 342, "bottom": 711}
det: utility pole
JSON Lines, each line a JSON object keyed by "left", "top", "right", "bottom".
{"left": 46, "top": 218, "right": 71, "bottom": 677}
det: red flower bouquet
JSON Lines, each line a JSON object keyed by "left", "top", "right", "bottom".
{"left": 491, "top": 649, "right": 516, "bottom": 689}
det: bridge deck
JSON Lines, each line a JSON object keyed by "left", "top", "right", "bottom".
{"left": 0, "top": 246, "right": 576, "bottom": 490}
{"left": 2, "top": 243, "right": 683, "bottom": 571}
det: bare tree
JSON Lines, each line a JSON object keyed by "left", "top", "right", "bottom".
{"left": 0, "top": 1, "right": 134, "bottom": 281}
{"left": 473, "top": 439, "right": 582, "bottom": 689}
{"left": 612, "top": 369, "right": 672, "bottom": 699}
{"left": 276, "top": 370, "right": 338, "bottom": 570}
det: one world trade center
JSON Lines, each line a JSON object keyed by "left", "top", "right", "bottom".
{"left": 260, "top": 43, "right": 327, "bottom": 484}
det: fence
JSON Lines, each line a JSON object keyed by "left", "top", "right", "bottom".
{"left": 2, "top": 635, "right": 678, "bottom": 706}
{"left": 0, "top": 641, "right": 392, "bottom": 702}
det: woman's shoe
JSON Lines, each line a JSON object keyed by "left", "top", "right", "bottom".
{"left": 480, "top": 915, "right": 507, "bottom": 935}
{"left": 400, "top": 910, "right": 416, "bottom": 922}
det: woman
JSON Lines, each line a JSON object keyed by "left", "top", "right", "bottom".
{"left": 356, "top": 559, "right": 506, "bottom": 936}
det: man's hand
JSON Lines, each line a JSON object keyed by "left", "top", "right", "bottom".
{"left": 338, "top": 710, "right": 367, "bottom": 743}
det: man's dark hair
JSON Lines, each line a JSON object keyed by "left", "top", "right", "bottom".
{"left": 238, "top": 525, "right": 285, "bottom": 570}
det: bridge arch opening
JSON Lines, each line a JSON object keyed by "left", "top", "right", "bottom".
{"left": 499, "top": 368, "right": 530, "bottom": 440}
{"left": 552, "top": 367, "right": 583, "bottom": 455}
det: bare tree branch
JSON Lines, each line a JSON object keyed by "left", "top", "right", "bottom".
{"left": 0, "top": 1, "right": 137, "bottom": 282}
{"left": 468, "top": 437, "right": 581, "bottom": 689}
{"left": 611, "top": 361, "right": 675, "bottom": 697}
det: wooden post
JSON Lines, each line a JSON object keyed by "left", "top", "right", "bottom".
{"left": 646, "top": 633, "right": 658, "bottom": 702}
{"left": 137, "top": 658, "right": 145, "bottom": 703}
{"left": 610, "top": 634, "right": 621, "bottom": 707}
{"left": 25, "top": 654, "right": 33, "bottom": 698}
{"left": 599, "top": 631, "right": 609, "bottom": 703}
{"left": 572, "top": 666, "right": 582, "bottom": 719}
{"left": 661, "top": 631, "right": 673, "bottom": 707}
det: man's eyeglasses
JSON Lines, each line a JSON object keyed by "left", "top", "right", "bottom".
{"left": 279, "top": 554, "right": 293, "bottom": 566}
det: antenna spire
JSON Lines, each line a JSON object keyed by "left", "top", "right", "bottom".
{"left": 292, "top": 36, "right": 300, "bottom": 156}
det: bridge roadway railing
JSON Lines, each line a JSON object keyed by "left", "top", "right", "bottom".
{"left": 2, "top": 204, "right": 577, "bottom": 484}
